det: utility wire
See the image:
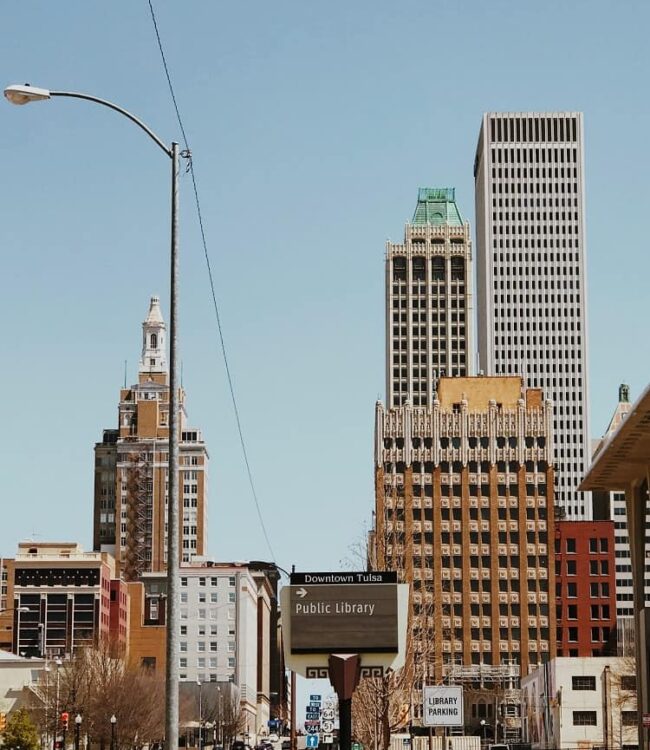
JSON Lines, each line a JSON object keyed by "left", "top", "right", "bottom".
{"left": 147, "top": 0, "right": 276, "bottom": 563}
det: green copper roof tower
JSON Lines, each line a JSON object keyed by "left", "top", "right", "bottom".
{"left": 385, "top": 187, "right": 474, "bottom": 408}
{"left": 412, "top": 187, "right": 464, "bottom": 227}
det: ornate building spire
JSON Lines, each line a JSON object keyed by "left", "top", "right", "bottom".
{"left": 139, "top": 295, "right": 167, "bottom": 375}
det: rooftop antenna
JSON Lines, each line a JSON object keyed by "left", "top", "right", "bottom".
{"left": 181, "top": 360, "right": 184, "bottom": 388}
{"left": 124, "top": 360, "right": 128, "bottom": 388}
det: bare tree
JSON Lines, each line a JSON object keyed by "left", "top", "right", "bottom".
{"left": 28, "top": 642, "right": 165, "bottom": 750}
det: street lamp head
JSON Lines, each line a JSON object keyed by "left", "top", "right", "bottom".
{"left": 17, "top": 606, "right": 30, "bottom": 613}
{"left": 75, "top": 714, "right": 82, "bottom": 724}
{"left": 110, "top": 715, "right": 117, "bottom": 725}
{"left": 4, "top": 84, "right": 51, "bottom": 105}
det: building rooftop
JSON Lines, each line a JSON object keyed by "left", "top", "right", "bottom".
{"left": 411, "top": 188, "right": 463, "bottom": 227}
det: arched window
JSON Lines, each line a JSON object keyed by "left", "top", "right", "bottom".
{"left": 150, "top": 333, "right": 158, "bottom": 349}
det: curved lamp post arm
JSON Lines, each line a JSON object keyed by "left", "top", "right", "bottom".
{"left": 4, "top": 85, "right": 172, "bottom": 158}
{"left": 49, "top": 91, "right": 172, "bottom": 158}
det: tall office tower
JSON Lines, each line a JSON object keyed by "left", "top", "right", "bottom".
{"left": 386, "top": 188, "right": 473, "bottom": 408}
{"left": 474, "top": 113, "right": 590, "bottom": 518}
{"left": 373, "top": 376, "right": 556, "bottom": 692}
{"left": 94, "top": 296, "right": 208, "bottom": 579}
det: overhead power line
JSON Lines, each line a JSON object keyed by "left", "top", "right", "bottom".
{"left": 146, "top": 0, "right": 276, "bottom": 563}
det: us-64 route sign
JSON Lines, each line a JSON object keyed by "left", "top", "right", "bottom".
{"left": 288, "top": 571, "right": 398, "bottom": 654}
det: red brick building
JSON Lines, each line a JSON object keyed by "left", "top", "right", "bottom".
{"left": 555, "top": 520, "right": 616, "bottom": 656}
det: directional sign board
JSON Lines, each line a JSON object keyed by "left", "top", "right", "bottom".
{"left": 322, "top": 736, "right": 333, "bottom": 745}
{"left": 306, "top": 735, "right": 319, "bottom": 749}
{"left": 289, "top": 571, "right": 398, "bottom": 653}
{"left": 281, "top": 572, "right": 408, "bottom": 677}
{"left": 422, "top": 686, "right": 464, "bottom": 727}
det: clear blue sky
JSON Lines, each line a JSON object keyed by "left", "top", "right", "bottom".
{"left": 1, "top": 1, "right": 649, "bottom": 578}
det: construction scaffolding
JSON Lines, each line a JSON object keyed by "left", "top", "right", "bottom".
{"left": 445, "top": 660, "right": 522, "bottom": 742}
{"left": 123, "top": 448, "right": 153, "bottom": 581}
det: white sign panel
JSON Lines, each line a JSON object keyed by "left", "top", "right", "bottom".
{"left": 422, "top": 686, "right": 463, "bottom": 727}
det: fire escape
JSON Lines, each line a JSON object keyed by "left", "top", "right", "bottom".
{"left": 123, "top": 449, "right": 152, "bottom": 581}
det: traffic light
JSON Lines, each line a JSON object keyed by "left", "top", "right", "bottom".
{"left": 61, "top": 712, "right": 69, "bottom": 731}
{"left": 0, "top": 712, "right": 6, "bottom": 732}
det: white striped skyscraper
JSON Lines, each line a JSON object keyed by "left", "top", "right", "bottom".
{"left": 474, "top": 112, "right": 590, "bottom": 518}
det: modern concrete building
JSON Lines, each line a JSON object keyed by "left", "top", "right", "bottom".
{"left": 386, "top": 188, "right": 473, "bottom": 408}
{"left": 126, "top": 562, "right": 275, "bottom": 743}
{"left": 373, "top": 375, "right": 556, "bottom": 686}
{"left": 522, "top": 656, "right": 638, "bottom": 750}
{"left": 7, "top": 542, "right": 128, "bottom": 658}
{"left": 554, "top": 520, "right": 617, "bottom": 657}
{"left": 580, "top": 382, "right": 650, "bottom": 747}
{"left": 93, "top": 296, "right": 209, "bottom": 578}
{"left": 474, "top": 112, "right": 590, "bottom": 519}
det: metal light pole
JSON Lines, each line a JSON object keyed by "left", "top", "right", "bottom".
{"left": 54, "top": 658, "right": 62, "bottom": 750}
{"left": 4, "top": 83, "right": 182, "bottom": 750}
{"left": 110, "top": 715, "right": 117, "bottom": 750}
{"left": 74, "top": 715, "right": 82, "bottom": 750}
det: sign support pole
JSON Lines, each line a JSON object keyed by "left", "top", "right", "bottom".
{"left": 328, "top": 654, "right": 360, "bottom": 750}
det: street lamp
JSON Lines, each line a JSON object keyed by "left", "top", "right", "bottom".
{"left": 74, "top": 715, "right": 82, "bottom": 750}
{"left": 4, "top": 81, "right": 183, "bottom": 750}
{"left": 110, "top": 715, "right": 117, "bottom": 750}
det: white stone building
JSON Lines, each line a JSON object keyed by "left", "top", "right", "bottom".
{"left": 521, "top": 657, "right": 638, "bottom": 750}
{"left": 474, "top": 113, "right": 590, "bottom": 519}
{"left": 176, "top": 562, "right": 272, "bottom": 741}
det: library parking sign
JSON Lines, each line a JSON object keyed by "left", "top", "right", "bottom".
{"left": 422, "top": 686, "right": 463, "bottom": 727}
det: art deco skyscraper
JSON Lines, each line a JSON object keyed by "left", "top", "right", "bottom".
{"left": 386, "top": 188, "right": 473, "bottom": 408}
{"left": 474, "top": 113, "right": 590, "bottom": 518}
{"left": 93, "top": 296, "right": 208, "bottom": 579}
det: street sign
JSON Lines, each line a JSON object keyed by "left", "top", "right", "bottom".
{"left": 309, "top": 701, "right": 321, "bottom": 709}
{"left": 321, "top": 720, "right": 334, "bottom": 734}
{"left": 322, "top": 736, "right": 334, "bottom": 745}
{"left": 306, "top": 735, "right": 319, "bottom": 749}
{"left": 422, "top": 686, "right": 464, "bottom": 727}
{"left": 289, "top": 577, "right": 398, "bottom": 654}
{"left": 306, "top": 713, "right": 320, "bottom": 720}
{"left": 310, "top": 694, "right": 322, "bottom": 701}
{"left": 280, "top": 576, "right": 409, "bottom": 678}
{"left": 321, "top": 709, "right": 335, "bottom": 720}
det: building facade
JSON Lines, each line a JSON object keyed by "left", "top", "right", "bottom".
{"left": 522, "top": 657, "right": 638, "bottom": 750}
{"left": 555, "top": 521, "right": 617, "bottom": 657}
{"left": 8, "top": 542, "right": 127, "bottom": 658}
{"left": 373, "top": 375, "right": 556, "bottom": 684}
{"left": 386, "top": 188, "right": 473, "bottom": 408}
{"left": 474, "top": 112, "right": 590, "bottom": 518}
{"left": 93, "top": 296, "right": 209, "bottom": 578}
{"left": 126, "top": 562, "right": 275, "bottom": 743}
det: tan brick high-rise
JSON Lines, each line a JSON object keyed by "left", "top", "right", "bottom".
{"left": 93, "top": 296, "right": 208, "bottom": 579}
{"left": 373, "top": 376, "right": 556, "bottom": 681}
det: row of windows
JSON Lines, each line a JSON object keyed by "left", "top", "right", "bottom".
{"left": 180, "top": 576, "right": 236, "bottom": 587}
{"left": 556, "top": 582, "right": 611, "bottom": 598}
{"left": 488, "top": 116, "right": 578, "bottom": 143}
{"left": 492, "top": 181, "right": 579, "bottom": 195}
{"left": 557, "top": 603, "right": 610, "bottom": 621}
{"left": 180, "top": 656, "right": 236, "bottom": 668}
{"left": 494, "top": 223, "right": 578, "bottom": 235}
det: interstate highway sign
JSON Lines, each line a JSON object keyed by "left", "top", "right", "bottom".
{"left": 289, "top": 572, "right": 398, "bottom": 654}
